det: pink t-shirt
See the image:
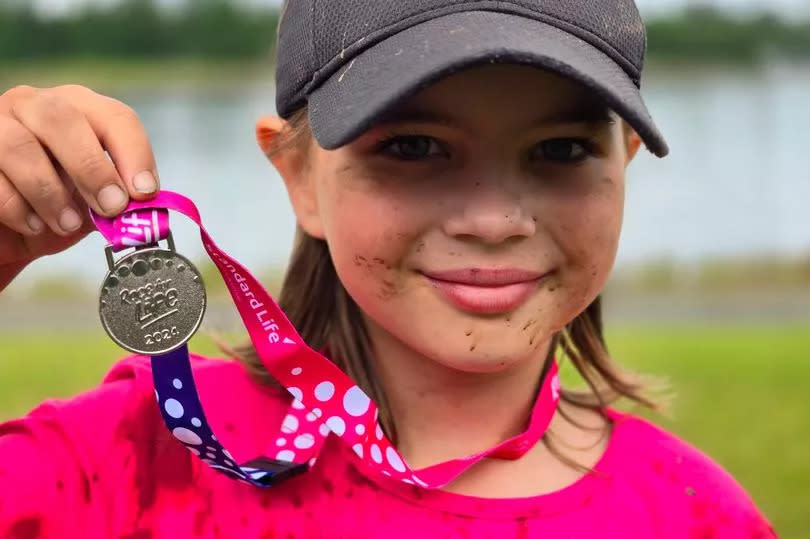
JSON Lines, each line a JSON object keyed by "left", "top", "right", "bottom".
{"left": 0, "top": 354, "right": 776, "bottom": 538}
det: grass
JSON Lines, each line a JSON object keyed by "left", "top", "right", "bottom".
{"left": 1, "top": 325, "right": 807, "bottom": 536}
{"left": 0, "top": 57, "right": 273, "bottom": 92}
{"left": 606, "top": 326, "right": 810, "bottom": 537}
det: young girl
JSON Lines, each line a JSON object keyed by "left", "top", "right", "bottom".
{"left": 0, "top": 1, "right": 777, "bottom": 537}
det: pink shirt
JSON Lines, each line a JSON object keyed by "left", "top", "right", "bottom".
{"left": 0, "top": 354, "right": 776, "bottom": 538}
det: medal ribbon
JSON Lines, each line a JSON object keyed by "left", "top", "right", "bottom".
{"left": 91, "top": 191, "right": 561, "bottom": 488}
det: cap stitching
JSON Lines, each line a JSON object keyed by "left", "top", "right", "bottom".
{"left": 304, "top": 1, "right": 642, "bottom": 95}
{"left": 310, "top": 0, "right": 317, "bottom": 84}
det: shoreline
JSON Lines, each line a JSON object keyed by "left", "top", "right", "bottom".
{"left": 2, "top": 287, "right": 809, "bottom": 331}
{"left": 3, "top": 57, "right": 809, "bottom": 92}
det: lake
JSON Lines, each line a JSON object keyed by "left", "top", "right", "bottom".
{"left": 6, "top": 62, "right": 810, "bottom": 293}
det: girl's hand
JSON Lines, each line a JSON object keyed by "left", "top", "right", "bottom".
{"left": 0, "top": 84, "right": 160, "bottom": 291}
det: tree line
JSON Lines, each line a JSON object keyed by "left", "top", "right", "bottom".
{"left": 0, "top": 0, "right": 808, "bottom": 63}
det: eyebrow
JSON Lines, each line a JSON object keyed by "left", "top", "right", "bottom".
{"left": 375, "top": 104, "right": 615, "bottom": 130}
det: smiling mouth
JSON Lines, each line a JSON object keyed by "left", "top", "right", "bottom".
{"left": 421, "top": 269, "right": 551, "bottom": 315}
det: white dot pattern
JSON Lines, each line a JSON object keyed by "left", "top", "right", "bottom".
{"left": 277, "top": 450, "right": 295, "bottom": 462}
{"left": 314, "top": 381, "right": 335, "bottom": 401}
{"left": 326, "top": 416, "right": 346, "bottom": 436}
{"left": 294, "top": 434, "right": 315, "bottom": 449}
{"left": 386, "top": 447, "right": 406, "bottom": 473}
{"left": 164, "top": 399, "right": 184, "bottom": 419}
{"left": 144, "top": 225, "right": 564, "bottom": 492}
{"left": 288, "top": 387, "right": 303, "bottom": 402}
{"left": 172, "top": 427, "right": 202, "bottom": 446}
{"left": 281, "top": 415, "right": 299, "bottom": 434}
{"left": 343, "top": 386, "right": 371, "bottom": 417}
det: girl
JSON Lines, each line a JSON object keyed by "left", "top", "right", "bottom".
{"left": 0, "top": 1, "right": 776, "bottom": 537}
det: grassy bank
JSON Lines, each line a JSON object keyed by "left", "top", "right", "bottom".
{"left": 1, "top": 325, "right": 807, "bottom": 534}
{"left": 0, "top": 57, "right": 275, "bottom": 92}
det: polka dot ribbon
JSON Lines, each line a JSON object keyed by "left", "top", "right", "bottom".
{"left": 91, "top": 191, "right": 562, "bottom": 489}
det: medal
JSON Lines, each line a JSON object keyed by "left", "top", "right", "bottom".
{"left": 98, "top": 233, "right": 206, "bottom": 355}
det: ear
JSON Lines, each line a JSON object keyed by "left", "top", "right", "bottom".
{"left": 624, "top": 126, "right": 643, "bottom": 165}
{"left": 255, "top": 115, "right": 325, "bottom": 239}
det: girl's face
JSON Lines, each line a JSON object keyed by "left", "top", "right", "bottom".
{"left": 282, "top": 64, "right": 640, "bottom": 373}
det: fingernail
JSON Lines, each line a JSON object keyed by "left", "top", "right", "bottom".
{"left": 26, "top": 213, "right": 44, "bottom": 234}
{"left": 133, "top": 171, "right": 158, "bottom": 194}
{"left": 59, "top": 208, "right": 82, "bottom": 232}
{"left": 97, "top": 184, "right": 128, "bottom": 214}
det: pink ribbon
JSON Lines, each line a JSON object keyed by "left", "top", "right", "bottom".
{"left": 91, "top": 191, "right": 560, "bottom": 488}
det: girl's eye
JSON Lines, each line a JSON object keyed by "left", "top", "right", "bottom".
{"left": 378, "top": 135, "right": 445, "bottom": 160}
{"left": 532, "top": 138, "right": 594, "bottom": 163}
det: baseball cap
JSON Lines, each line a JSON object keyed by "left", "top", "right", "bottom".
{"left": 275, "top": 1, "right": 669, "bottom": 157}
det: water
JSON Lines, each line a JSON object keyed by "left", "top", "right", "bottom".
{"left": 8, "top": 63, "right": 810, "bottom": 292}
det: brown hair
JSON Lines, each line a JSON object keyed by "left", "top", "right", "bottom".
{"left": 233, "top": 108, "right": 658, "bottom": 464}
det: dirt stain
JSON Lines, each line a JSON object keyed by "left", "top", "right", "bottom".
{"left": 9, "top": 517, "right": 42, "bottom": 539}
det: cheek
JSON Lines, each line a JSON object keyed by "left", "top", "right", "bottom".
{"left": 317, "top": 172, "right": 432, "bottom": 302}
{"left": 546, "top": 172, "right": 625, "bottom": 297}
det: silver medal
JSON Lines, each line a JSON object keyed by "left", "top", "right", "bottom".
{"left": 98, "top": 235, "right": 206, "bottom": 355}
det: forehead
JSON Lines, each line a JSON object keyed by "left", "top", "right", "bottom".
{"left": 378, "top": 65, "right": 610, "bottom": 128}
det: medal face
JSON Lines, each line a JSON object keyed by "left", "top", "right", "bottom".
{"left": 99, "top": 247, "right": 206, "bottom": 355}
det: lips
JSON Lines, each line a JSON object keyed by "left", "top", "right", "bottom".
{"left": 421, "top": 268, "right": 548, "bottom": 315}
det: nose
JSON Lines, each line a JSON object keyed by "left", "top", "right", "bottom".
{"left": 441, "top": 177, "right": 536, "bottom": 244}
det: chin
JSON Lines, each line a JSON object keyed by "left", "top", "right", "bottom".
{"left": 420, "top": 342, "right": 543, "bottom": 375}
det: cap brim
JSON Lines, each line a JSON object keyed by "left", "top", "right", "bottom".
{"left": 308, "top": 10, "right": 668, "bottom": 157}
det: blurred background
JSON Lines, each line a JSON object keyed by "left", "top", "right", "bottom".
{"left": 0, "top": 0, "right": 808, "bottom": 534}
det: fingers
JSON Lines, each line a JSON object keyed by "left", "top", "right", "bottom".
{"left": 10, "top": 88, "right": 131, "bottom": 218}
{"left": 0, "top": 114, "right": 85, "bottom": 236}
{"left": 0, "top": 169, "right": 44, "bottom": 236}
{"left": 0, "top": 84, "right": 157, "bottom": 281}
{"left": 86, "top": 94, "right": 160, "bottom": 198}
{"left": 55, "top": 85, "right": 160, "bottom": 200}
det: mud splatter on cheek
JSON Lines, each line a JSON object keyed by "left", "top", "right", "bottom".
{"left": 354, "top": 255, "right": 374, "bottom": 271}
{"left": 464, "top": 329, "right": 479, "bottom": 352}
{"left": 377, "top": 278, "right": 399, "bottom": 300}
{"left": 528, "top": 323, "right": 545, "bottom": 346}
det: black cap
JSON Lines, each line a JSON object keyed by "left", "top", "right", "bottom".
{"left": 275, "top": 1, "right": 669, "bottom": 157}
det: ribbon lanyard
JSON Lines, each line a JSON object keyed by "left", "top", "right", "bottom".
{"left": 91, "top": 191, "right": 561, "bottom": 489}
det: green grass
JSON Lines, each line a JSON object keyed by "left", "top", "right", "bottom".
{"left": 607, "top": 326, "right": 810, "bottom": 537}
{"left": 0, "top": 57, "right": 273, "bottom": 92}
{"left": 1, "top": 325, "right": 807, "bottom": 535}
